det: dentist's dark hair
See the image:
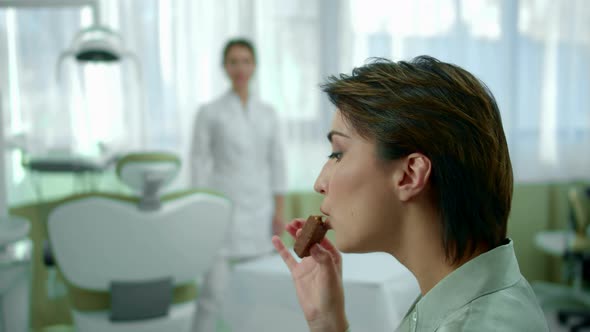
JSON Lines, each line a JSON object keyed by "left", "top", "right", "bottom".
{"left": 222, "top": 38, "right": 256, "bottom": 65}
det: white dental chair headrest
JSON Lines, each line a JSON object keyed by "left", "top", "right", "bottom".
{"left": 116, "top": 152, "right": 180, "bottom": 210}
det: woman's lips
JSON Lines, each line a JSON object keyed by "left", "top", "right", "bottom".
{"left": 320, "top": 208, "right": 331, "bottom": 229}
{"left": 324, "top": 218, "right": 332, "bottom": 230}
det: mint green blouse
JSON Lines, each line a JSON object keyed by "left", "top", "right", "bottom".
{"left": 396, "top": 240, "right": 549, "bottom": 331}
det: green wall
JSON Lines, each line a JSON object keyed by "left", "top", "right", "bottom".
{"left": 509, "top": 184, "right": 554, "bottom": 283}
{"left": 509, "top": 182, "right": 588, "bottom": 283}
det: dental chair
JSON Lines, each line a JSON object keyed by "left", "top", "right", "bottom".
{"left": 46, "top": 152, "right": 232, "bottom": 332}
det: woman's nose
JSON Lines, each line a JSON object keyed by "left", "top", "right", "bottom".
{"left": 314, "top": 164, "right": 329, "bottom": 195}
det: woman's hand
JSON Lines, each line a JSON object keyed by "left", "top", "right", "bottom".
{"left": 272, "top": 218, "right": 349, "bottom": 332}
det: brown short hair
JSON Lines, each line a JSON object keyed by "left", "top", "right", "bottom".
{"left": 321, "top": 56, "right": 513, "bottom": 263}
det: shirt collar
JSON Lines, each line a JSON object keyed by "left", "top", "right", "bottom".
{"left": 226, "top": 89, "right": 257, "bottom": 108}
{"left": 414, "top": 239, "right": 522, "bottom": 330}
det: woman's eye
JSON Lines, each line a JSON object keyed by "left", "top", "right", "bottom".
{"left": 328, "top": 152, "right": 343, "bottom": 162}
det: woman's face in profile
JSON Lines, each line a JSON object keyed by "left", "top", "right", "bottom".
{"left": 314, "top": 110, "right": 402, "bottom": 253}
{"left": 224, "top": 45, "right": 255, "bottom": 88}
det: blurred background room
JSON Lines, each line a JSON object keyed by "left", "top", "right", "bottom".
{"left": 0, "top": 0, "right": 589, "bottom": 331}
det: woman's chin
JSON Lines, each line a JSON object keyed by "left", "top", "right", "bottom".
{"left": 233, "top": 79, "right": 249, "bottom": 87}
{"left": 335, "top": 239, "right": 359, "bottom": 254}
{"left": 336, "top": 238, "right": 376, "bottom": 254}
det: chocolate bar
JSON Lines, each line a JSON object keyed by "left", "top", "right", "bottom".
{"left": 294, "top": 215, "right": 328, "bottom": 258}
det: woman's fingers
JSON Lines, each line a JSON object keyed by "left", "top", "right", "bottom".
{"left": 285, "top": 218, "right": 306, "bottom": 238}
{"left": 319, "top": 237, "right": 342, "bottom": 274}
{"left": 272, "top": 235, "right": 298, "bottom": 272}
{"left": 319, "top": 238, "right": 341, "bottom": 260}
{"left": 285, "top": 224, "right": 297, "bottom": 238}
{"left": 309, "top": 243, "right": 338, "bottom": 272}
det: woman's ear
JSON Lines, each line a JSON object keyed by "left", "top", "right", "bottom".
{"left": 392, "top": 153, "right": 432, "bottom": 202}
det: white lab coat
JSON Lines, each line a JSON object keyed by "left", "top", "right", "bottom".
{"left": 190, "top": 90, "right": 286, "bottom": 331}
{"left": 190, "top": 90, "right": 286, "bottom": 258}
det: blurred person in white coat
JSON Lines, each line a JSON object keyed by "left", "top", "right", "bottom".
{"left": 190, "top": 38, "right": 287, "bottom": 331}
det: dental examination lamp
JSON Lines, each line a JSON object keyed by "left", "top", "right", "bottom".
{"left": 55, "top": 24, "right": 142, "bottom": 85}
{"left": 54, "top": 19, "right": 146, "bottom": 145}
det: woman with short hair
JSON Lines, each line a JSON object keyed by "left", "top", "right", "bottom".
{"left": 273, "top": 56, "right": 548, "bottom": 332}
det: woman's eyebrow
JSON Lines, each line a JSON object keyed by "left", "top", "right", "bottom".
{"left": 327, "top": 130, "right": 351, "bottom": 143}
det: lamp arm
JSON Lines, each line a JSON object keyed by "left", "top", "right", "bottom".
{"left": 122, "top": 51, "right": 146, "bottom": 147}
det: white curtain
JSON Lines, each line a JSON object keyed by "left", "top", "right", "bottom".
{"left": 155, "top": 0, "right": 326, "bottom": 190}
{"left": 340, "top": 0, "right": 590, "bottom": 183}
{"left": 92, "top": 0, "right": 325, "bottom": 191}
{"left": 1, "top": 0, "right": 589, "bottom": 200}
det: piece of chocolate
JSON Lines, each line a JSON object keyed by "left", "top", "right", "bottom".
{"left": 294, "top": 215, "right": 328, "bottom": 258}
